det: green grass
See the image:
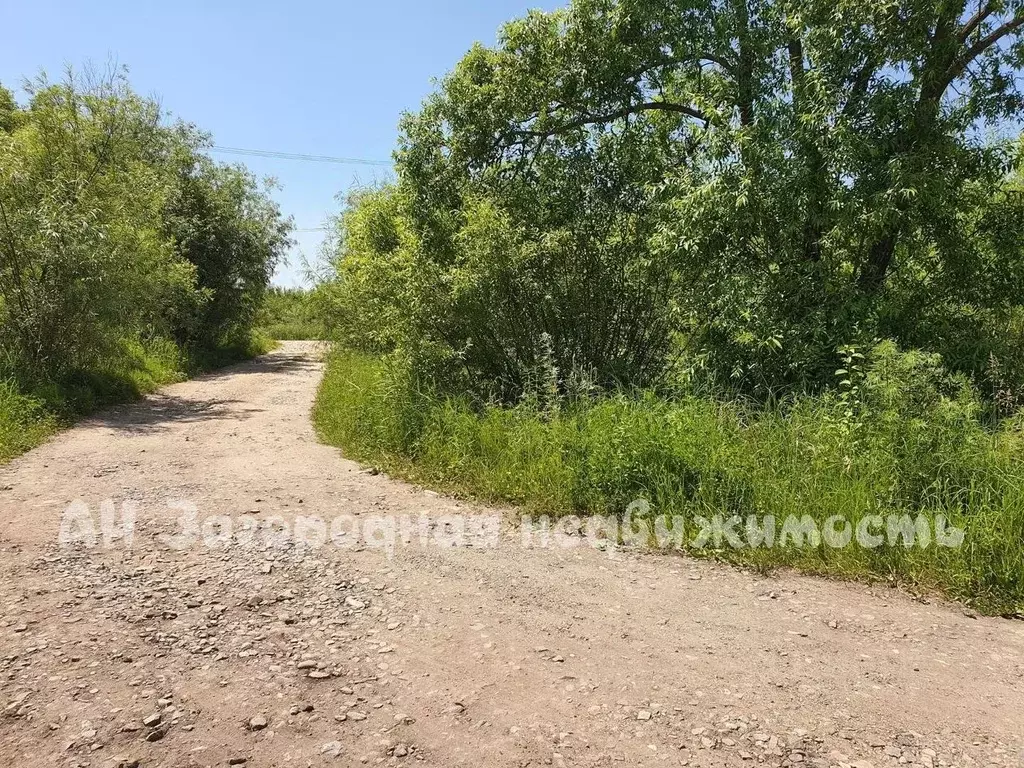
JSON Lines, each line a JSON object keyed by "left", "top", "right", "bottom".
{"left": 313, "top": 350, "right": 1024, "bottom": 615}
{"left": 259, "top": 322, "right": 322, "bottom": 341}
{"left": 0, "top": 333, "right": 276, "bottom": 464}
{"left": 257, "top": 287, "right": 321, "bottom": 340}
{"left": 0, "top": 381, "right": 57, "bottom": 463}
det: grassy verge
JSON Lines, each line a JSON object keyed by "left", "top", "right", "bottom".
{"left": 0, "top": 333, "right": 276, "bottom": 464}
{"left": 0, "top": 382, "right": 57, "bottom": 463}
{"left": 313, "top": 350, "right": 1024, "bottom": 615}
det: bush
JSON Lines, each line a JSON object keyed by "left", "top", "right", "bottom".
{"left": 258, "top": 288, "right": 322, "bottom": 340}
{"left": 317, "top": 179, "right": 675, "bottom": 401}
{"left": 0, "top": 68, "right": 291, "bottom": 462}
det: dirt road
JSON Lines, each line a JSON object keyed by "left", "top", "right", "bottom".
{"left": 0, "top": 342, "right": 1021, "bottom": 768}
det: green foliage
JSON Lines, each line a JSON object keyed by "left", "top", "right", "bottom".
{"left": 0, "top": 66, "right": 292, "bottom": 462}
{"left": 0, "top": 70, "right": 185, "bottom": 378}
{"left": 315, "top": 349, "right": 1024, "bottom": 614}
{"left": 0, "top": 380, "right": 55, "bottom": 463}
{"left": 258, "top": 287, "right": 322, "bottom": 340}
{"left": 318, "top": 0, "right": 1024, "bottom": 400}
{"left": 311, "top": 0, "right": 1024, "bottom": 610}
{"left": 162, "top": 148, "right": 292, "bottom": 352}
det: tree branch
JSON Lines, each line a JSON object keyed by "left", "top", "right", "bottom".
{"left": 511, "top": 101, "right": 709, "bottom": 140}
{"left": 841, "top": 53, "right": 881, "bottom": 119}
{"left": 959, "top": 0, "right": 996, "bottom": 42}
{"left": 955, "top": 11, "right": 1024, "bottom": 72}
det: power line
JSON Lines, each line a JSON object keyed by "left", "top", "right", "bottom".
{"left": 211, "top": 145, "right": 392, "bottom": 167}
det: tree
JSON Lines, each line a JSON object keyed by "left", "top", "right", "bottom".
{"left": 0, "top": 67, "right": 293, "bottom": 383}
{"left": 0, "top": 84, "right": 17, "bottom": 133}
{"left": 161, "top": 135, "right": 293, "bottom": 353}
{"left": 0, "top": 68, "right": 190, "bottom": 379}
{"left": 341, "top": 0, "right": 1024, "bottom": 395}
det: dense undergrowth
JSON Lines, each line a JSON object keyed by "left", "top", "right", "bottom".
{"left": 314, "top": 350, "right": 1024, "bottom": 615}
{"left": 310, "top": 0, "right": 1024, "bottom": 616}
{"left": 0, "top": 381, "right": 55, "bottom": 463}
{"left": 258, "top": 287, "right": 322, "bottom": 340}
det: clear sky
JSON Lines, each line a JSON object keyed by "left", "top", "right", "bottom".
{"left": 1, "top": 0, "right": 561, "bottom": 287}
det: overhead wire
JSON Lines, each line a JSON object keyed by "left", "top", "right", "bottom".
{"left": 210, "top": 146, "right": 392, "bottom": 167}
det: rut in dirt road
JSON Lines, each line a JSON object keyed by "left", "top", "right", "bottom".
{"left": 0, "top": 341, "right": 1021, "bottom": 768}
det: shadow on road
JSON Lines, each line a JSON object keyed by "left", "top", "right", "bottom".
{"left": 92, "top": 394, "right": 261, "bottom": 434}
{"left": 190, "top": 348, "right": 321, "bottom": 383}
{"left": 85, "top": 345, "right": 320, "bottom": 434}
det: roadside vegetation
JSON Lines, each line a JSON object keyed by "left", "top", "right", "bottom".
{"left": 0, "top": 67, "right": 291, "bottom": 462}
{"left": 313, "top": 0, "right": 1024, "bottom": 613}
{"left": 258, "top": 287, "right": 322, "bottom": 340}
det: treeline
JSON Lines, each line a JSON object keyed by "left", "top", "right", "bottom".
{"left": 0, "top": 67, "right": 292, "bottom": 459}
{"left": 313, "top": 0, "right": 1024, "bottom": 613}
{"left": 320, "top": 0, "right": 1024, "bottom": 403}
{"left": 258, "top": 287, "right": 322, "bottom": 340}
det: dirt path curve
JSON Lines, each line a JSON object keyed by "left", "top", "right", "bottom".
{"left": 0, "top": 342, "right": 1021, "bottom": 768}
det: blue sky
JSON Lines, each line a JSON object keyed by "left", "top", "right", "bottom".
{"left": 1, "top": 0, "right": 561, "bottom": 287}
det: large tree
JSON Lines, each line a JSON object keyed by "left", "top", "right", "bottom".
{"left": 328, "top": 0, "right": 1024, "bottom": 397}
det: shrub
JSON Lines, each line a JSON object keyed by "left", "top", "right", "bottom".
{"left": 0, "top": 68, "right": 291, "bottom": 463}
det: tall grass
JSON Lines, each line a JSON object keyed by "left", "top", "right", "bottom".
{"left": 260, "top": 322, "right": 322, "bottom": 341}
{"left": 0, "top": 381, "right": 56, "bottom": 463}
{"left": 314, "top": 350, "right": 1024, "bottom": 615}
{"left": 257, "top": 288, "right": 321, "bottom": 340}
